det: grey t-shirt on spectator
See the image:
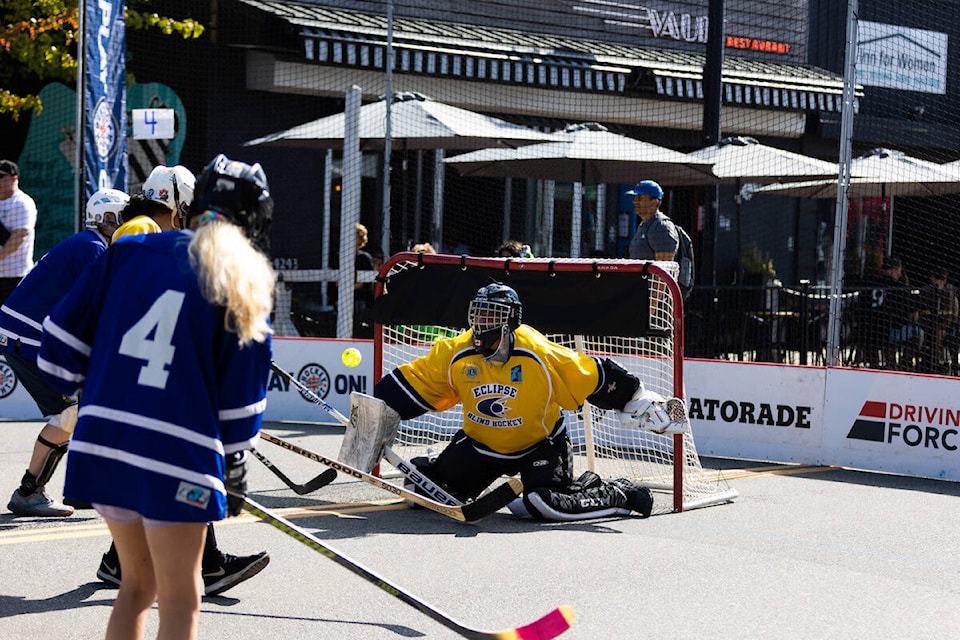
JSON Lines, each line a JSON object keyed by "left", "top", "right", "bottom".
{"left": 628, "top": 211, "right": 679, "bottom": 260}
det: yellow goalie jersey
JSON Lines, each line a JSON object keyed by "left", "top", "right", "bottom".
{"left": 112, "top": 215, "right": 163, "bottom": 241}
{"left": 392, "top": 324, "right": 600, "bottom": 454}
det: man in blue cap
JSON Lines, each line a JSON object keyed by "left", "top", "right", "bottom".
{"left": 626, "top": 180, "right": 678, "bottom": 261}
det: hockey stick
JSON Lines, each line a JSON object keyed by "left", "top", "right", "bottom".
{"left": 260, "top": 430, "right": 521, "bottom": 522}
{"left": 251, "top": 448, "right": 338, "bottom": 495}
{"left": 270, "top": 360, "right": 351, "bottom": 425}
{"left": 240, "top": 494, "right": 575, "bottom": 639}
{"left": 271, "top": 361, "right": 475, "bottom": 508}
{"left": 380, "top": 445, "right": 461, "bottom": 506}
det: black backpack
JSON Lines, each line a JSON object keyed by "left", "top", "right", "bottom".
{"left": 674, "top": 223, "right": 695, "bottom": 300}
{"left": 638, "top": 215, "right": 695, "bottom": 300}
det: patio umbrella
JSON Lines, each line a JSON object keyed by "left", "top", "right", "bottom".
{"left": 244, "top": 92, "right": 560, "bottom": 256}
{"left": 757, "top": 148, "right": 960, "bottom": 199}
{"left": 939, "top": 158, "right": 960, "bottom": 178}
{"left": 444, "top": 122, "right": 714, "bottom": 185}
{"left": 687, "top": 136, "right": 844, "bottom": 258}
{"left": 688, "top": 136, "right": 841, "bottom": 184}
{"left": 444, "top": 122, "right": 714, "bottom": 257}
{"left": 243, "top": 91, "right": 561, "bottom": 151}
{"left": 757, "top": 148, "right": 960, "bottom": 266}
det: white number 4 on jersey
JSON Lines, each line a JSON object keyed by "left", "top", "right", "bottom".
{"left": 118, "top": 290, "right": 185, "bottom": 389}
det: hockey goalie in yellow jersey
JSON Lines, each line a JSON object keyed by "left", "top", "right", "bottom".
{"left": 370, "top": 283, "right": 684, "bottom": 521}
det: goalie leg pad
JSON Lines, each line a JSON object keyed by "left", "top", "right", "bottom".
{"left": 522, "top": 478, "right": 653, "bottom": 521}
{"left": 338, "top": 392, "right": 401, "bottom": 473}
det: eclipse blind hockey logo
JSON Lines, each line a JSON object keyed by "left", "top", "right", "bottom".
{"left": 468, "top": 383, "right": 521, "bottom": 428}
{"left": 847, "top": 400, "right": 959, "bottom": 451}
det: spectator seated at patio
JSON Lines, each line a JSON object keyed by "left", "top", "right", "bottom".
{"left": 855, "top": 256, "right": 923, "bottom": 371}
{"left": 918, "top": 266, "right": 959, "bottom": 374}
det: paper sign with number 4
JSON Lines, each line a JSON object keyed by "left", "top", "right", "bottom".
{"left": 132, "top": 109, "right": 175, "bottom": 139}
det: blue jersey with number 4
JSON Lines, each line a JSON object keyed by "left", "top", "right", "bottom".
{"left": 38, "top": 230, "right": 271, "bottom": 522}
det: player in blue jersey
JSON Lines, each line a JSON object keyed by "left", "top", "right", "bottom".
{"left": 39, "top": 155, "right": 275, "bottom": 639}
{"left": 375, "top": 283, "right": 677, "bottom": 521}
{"left": 99, "top": 165, "right": 270, "bottom": 597}
{"left": 1, "top": 188, "right": 129, "bottom": 517}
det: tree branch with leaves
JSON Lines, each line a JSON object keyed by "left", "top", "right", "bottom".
{"left": 0, "top": 0, "right": 202, "bottom": 120}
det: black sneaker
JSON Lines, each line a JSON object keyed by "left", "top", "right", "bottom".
{"left": 610, "top": 479, "right": 654, "bottom": 518}
{"left": 203, "top": 551, "right": 270, "bottom": 596}
{"left": 63, "top": 497, "right": 94, "bottom": 510}
{"left": 96, "top": 545, "right": 121, "bottom": 587}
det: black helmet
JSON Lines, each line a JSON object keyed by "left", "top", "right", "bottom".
{"left": 468, "top": 283, "right": 522, "bottom": 355}
{"left": 189, "top": 154, "right": 273, "bottom": 251}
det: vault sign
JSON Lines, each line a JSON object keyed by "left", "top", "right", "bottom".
{"left": 856, "top": 21, "right": 948, "bottom": 94}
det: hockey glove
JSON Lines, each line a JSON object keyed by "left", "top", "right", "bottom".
{"left": 225, "top": 450, "right": 249, "bottom": 517}
{"left": 618, "top": 388, "right": 673, "bottom": 433}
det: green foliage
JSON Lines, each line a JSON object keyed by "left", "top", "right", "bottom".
{"left": 0, "top": 1, "right": 203, "bottom": 119}
{"left": 740, "top": 244, "right": 777, "bottom": 276}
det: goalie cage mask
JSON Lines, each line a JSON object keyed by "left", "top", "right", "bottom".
{"left": 189, "top": 153, "right": 274, "bottom": 252}
{"left": 85, "top": 188, "right": 129, "bottom": 234}
{"left": 468, "top": 283, "right": 522, "bottom": 355}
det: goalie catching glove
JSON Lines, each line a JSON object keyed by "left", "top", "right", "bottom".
{"left": 618, "top": 386, "right": 682, "bottom": 434}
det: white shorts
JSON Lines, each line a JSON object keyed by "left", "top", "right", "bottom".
{"left": 93, "top": 503, "right": 176, "bottom": 528}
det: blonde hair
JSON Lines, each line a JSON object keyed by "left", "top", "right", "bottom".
{"left": 189, "top": 220, "right": 275, "bottom": 346}
{"left": 411, "top": 242, "right": 436, "bottom": 254}
{"left": 355, "top": 223, "right": 368, "bottom": 250}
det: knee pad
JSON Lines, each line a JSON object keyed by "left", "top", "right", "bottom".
{"left": 48, "top": 404, "right": 78, "bottom": 434}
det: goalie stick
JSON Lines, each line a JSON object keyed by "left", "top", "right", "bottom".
{"left": 270, "top": 361, "right": 467, "bottom": 508}
{"left": 251, "top": 448, "right": 338, "bottom": 495}
{"left": 260, "top": 430, "right": 521, "bottom": 522}
{"left": 380, "top": 445, "right": 461, "bottom": 506}
{"left": 239, "top": 494, "right": 575, "bottom": 639}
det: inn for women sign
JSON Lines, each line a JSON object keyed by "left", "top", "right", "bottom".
{"left": 856, "top": 21, "right": 948, "bottom": 95}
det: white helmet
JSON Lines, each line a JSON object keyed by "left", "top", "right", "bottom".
{"left": 142, "top": 165, "right": 195, "bottom": 228}
{"left": 85, "top": 188, "right": 130, "bottom": 234}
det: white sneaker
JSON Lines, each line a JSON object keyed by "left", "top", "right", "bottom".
{"left": 7, "top": 488, "right": 75, "bottom": 517}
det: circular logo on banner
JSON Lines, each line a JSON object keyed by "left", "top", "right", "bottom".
{"left": 296, "top": 363, "right": 330, "bottom": 401}
{"left": 92, "top": 98, "right": 119, "bottom": 160}
{"left": 0, "top": 360, "right": 17, "bottom": 398}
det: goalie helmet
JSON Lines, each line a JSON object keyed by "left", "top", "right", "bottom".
{"left": 142, "top": 165, "right": 196, "bottom": 229}
{"left": 468, "top": 283, "right": 522, "bottom": 355}
{"left": 84, "top": 188, "right": 129, "bottom": 236}
{"left": 188, "top": 154, "right": 273, "bottom": 252}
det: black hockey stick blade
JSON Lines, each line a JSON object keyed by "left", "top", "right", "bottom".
{"left": 461, "top": 478, "right": 523, "bottom": 522}
{"left": 251, "top": 448, "right": 337, "bottom": 495}
{"left": 240, "top": 494, "right": 575, "bottom": 639}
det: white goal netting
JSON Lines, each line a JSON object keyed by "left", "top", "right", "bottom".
{"left": 375, "top": 253, "right": 736, "bottom": 513}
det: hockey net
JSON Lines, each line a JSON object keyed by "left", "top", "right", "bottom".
{"left": 374, "top": 252, "right": 736, "bottom": 513}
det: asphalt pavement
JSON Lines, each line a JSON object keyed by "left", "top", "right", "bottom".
{"left": 0, "top": 418, "right": 957, "bottom": 639}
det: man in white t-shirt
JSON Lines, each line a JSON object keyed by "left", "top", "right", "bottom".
{"left": 0, "top": 160, "right": 37, "bottom": 302}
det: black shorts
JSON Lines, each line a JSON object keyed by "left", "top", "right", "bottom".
{"left": 426, "top": 426, "right": 574, "bottom": 501}
{"left": 0, "top": 277, "right": 22, "bottom": 305}
{"left": 4, "top": 350, "right": 76, "bottom": 418}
